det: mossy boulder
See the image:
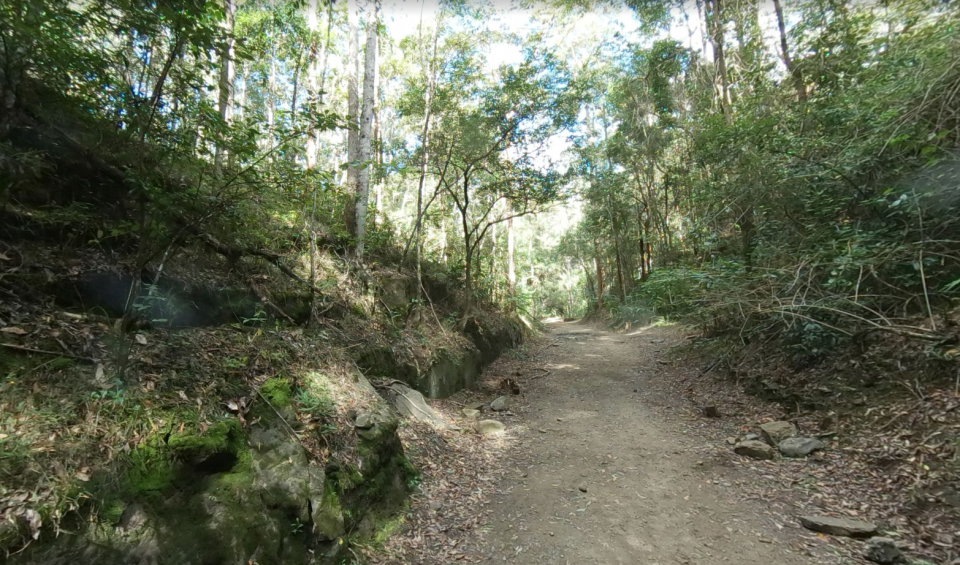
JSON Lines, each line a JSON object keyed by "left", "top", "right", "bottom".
{"left": 10, "top": 375, "right": 416, "bottom": 565}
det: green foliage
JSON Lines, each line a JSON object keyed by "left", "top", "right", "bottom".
{"left": 561, "top": 0, "right": 960, "bottom": 344}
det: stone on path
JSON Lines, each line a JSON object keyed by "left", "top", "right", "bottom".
{"left": 734, "top": 440, "right": 776, "bottom": 460}
{"left": 477, "top": 419, "right": 505, "bottom": 437}
{"left": 863, "top": 537, "right": 903, "bottom": 564}
{"left": 392, "top": 384, "right": 446, "bottom": 427}
{"left": 462, "top": 408, "right": 480, "bottom": 419}
{"left": 760, "top": 421, "right": 797, "bottom": 445}
{"left": 490, "top": 396, "right": 510, "bottom": 411}
{"left": 798, "top": 515, "right": 878, "bottom": 538}
{"left": 778, "top": 436, "right": 826, "bottom": 458}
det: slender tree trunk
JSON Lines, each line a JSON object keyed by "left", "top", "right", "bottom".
{"left": 214, "top": 0, "right": 235, "bottom": 177}
{"left": 354, "top": 0, "right": 378, "bottom": 258}
{"left": 635, "top": 203, "right": 648, "bottom": 281}
{"left": 594, "top": 239, "right": 604, "bottom": 311}
{"left": 319, "top": 0, "right": 333, "bottom": 104}
{"left": 309, "top": 187, "right": 318, "bottom": 324}
{"left": 141, "top": 33, "right": 185, "bottom": 144}
{"left": 344, "top": 0, "right": 360, "bottom": 237}
{"left": 507, "top": 215, "right": 516, "bottom": 296}
{"left": 613, "top": 227, "right": 627, "bottom": 303}
{"left": 705, "top": 0, "right": 730, "bottom": 116}
{"left": 374, "top": 106, "right": 382, "bottom": 226}
{"left": 265, "top": 51, "right": 277, "bottom": 153}
{"left": 305, "top": 0, "right": 321, "bottom": 169}
{"left": 772, "top": 0, "right": 806, "bottom": 102}
{"left": 460, "top": 171, "right": 473, "bottom": 316}
{"left": 414, "top": 32, "right": 437, "bottom": 321}
{"left": 490, "top": 218, "right": 498, "bottom": 303}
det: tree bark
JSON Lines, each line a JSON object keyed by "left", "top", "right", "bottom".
{"left": 344, "top": 0, "right": 360, "bottom": 238}
{"left": 354, "top": 0, "right": 378, "bottom": 258}
{"left": 705, "top": 0, "right": 730, "bottom": 117}
{"left": 507, "top": 215, "right": 516, "bottom": 295}
{"left": 214, "top": 0, "right": 235, "bottom": 177}
{"left": 305, "top": 0, "right": 321, "bottom": 169}
{"left": 414, "top": 20, "right": 438, "bottom": 321}
{"left": 594, "top": 239, "right": 604, "bottom": 311}
{"left": 613, "top": 225, "right": 627, "bottom": 303}
{"left": 772, "top": 0, "right": 806, "bottom": 102}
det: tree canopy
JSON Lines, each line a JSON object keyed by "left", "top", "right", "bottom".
{"left": 3, "top": 0, "right": 959, "bottom": 337}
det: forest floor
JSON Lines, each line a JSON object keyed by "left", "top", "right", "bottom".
{"left": 371, "top": 321, "right": 889, "bottom": 565}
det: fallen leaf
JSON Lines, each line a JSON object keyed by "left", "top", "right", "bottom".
{"left": 1, "top": 326, "right": 28, "bottom": 335}
{"left": 0, "top": 252, "right": 9, "bottom": 261}
{"left": 226, "top": 400, "right": 240, "bottom": 412}
{"left": 135, "top": 333, "right": 148, "bottom": 345}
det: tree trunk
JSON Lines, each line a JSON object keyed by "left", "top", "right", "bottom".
{"left": 354, "top": 0, "right": 378, "bottom": 258}
{"left": 613, "top": 228, "right": 627, "bottom": 303}
{"left": 460, "top": 170, "right": 473, "bottom": 316}
{"left": 304, "top": 0, "right": 320, "bottom": 169}
{"left": 414, "top": 26, "right": 438, "bottom": 321}
{"left": 636, "top": 203, "right": 648, "bottom": 281}
{"left": 772, "top": 0, "right": 806, "bottom": 102}
{"left": 374, "top": 104, "right": 382, "bottom": 226}
{"left": 594, "top": 239, "right": 604, "bottom": 311}
{"left": 507, "top": 215, "right": 516, "bottom": 295}
{"left": 344, "top": 0, "right": 360, "bottom": 238}
{"left": 705, "top": 0, "right": 730, "bottom": 117}
{"left": 214, "top": 0, "right": 235, "bottom": 177}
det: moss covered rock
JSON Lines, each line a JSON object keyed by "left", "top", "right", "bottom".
{"left": 11, "top": 374, "right": 416, "bottom": 565}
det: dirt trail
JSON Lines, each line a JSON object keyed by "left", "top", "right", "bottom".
{"left": 474, "top": 321, "right": 815, "bottom": 565}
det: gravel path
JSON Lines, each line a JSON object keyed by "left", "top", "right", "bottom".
{"left": 474, "top": 321, "right": 815, "bottom": 565}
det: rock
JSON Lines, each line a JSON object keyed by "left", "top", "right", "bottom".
{"left": 462, "top": 408, "right": 480, "bottom": 419}
{"left": 799, "top": 515, "right": 878, "bottom": 538}
{"left": 734, "top": 440, "right": 776, "bottom": 460}
{"left": 490, "top": 396, "right": 510, "bottom": 411}
{"left": 354, "top": 413, "right": 376, "bottom": 429}
{"left": 577, "top": 485, "right": 587, "bottom": 493}
{"left": 725, "top": 437, "right": 738, "bottom": 445}
{"left": 863, "top": 537, "right": 903, "bottom": 564}
{"left": 702, "top": 406, "right": 721, "bottom": 418}
{"left": 778, "top": 436, "right": 826, "bottom": 458}
{"left": 743, "top": 433, "right": 760, "bottom": 441}
{"left": 760, "top": 421, "right": 797, "bottom": 445}
{"left": 477, "top": 419, "right": 505, "bottom": 436}
{"left": 118, "top": 504, "right": 148, "bottom": 532}
{"left": 392, "top": 384, "right": 446, "bottom": 427}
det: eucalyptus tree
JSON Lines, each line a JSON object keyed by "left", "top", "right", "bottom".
{"left": 433, "top": 47, "right": 576, "bottom": 314}
{"left": 354, "top": 0, "right": 379, "bottom": 258}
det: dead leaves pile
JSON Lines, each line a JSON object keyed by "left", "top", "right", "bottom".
{"left": 365, "top": 418, "right": 507, "bottom": 564}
